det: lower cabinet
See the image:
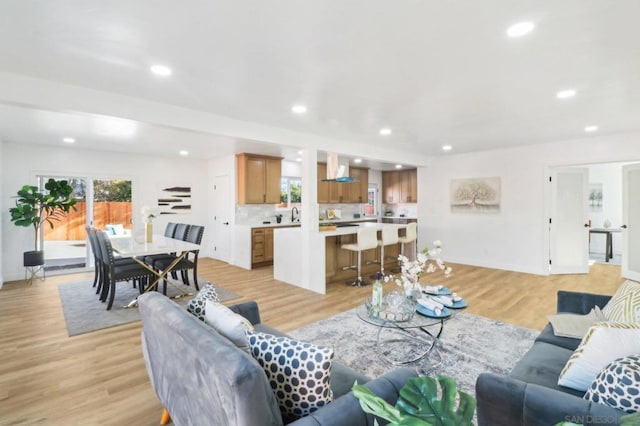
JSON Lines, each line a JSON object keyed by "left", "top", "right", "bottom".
{"left": 252, "top": 227, "right": 274, "bottom": 267}
{"left": 324, "top": 235, "right": 400, "bottom": 283}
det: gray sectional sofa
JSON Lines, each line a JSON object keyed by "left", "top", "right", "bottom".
{"left": 138, "top": 292, "right": 417, "bottom": 426}
{"left": 476, "top": 290, "right": 625, "bottom": 426}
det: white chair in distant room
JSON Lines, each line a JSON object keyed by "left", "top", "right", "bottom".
{"left": 397, "top": 222, "right": 418, "bottom": 259}
{"left": 375, "top": 226, "right": 399, "bottom": 276}
{"left": 341, "top": 227, "right": 379, "bottom": 286}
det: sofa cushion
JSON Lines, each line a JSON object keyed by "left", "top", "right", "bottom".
{"left": 509, "top": 342, "right": 583, "bottom": 397}
{"left": 535, "top": 323, "right": 583, "bottom": 351}
{"left": 204, "top": 300, "right": 255, "bottom": 351}
{"left": 547, "top": 307, "right": 606, "bottom": 339}
{"left": 584, "top": 354, "right": 640, "bottom": 413}
{"left": 247, "top": 331, "right": 334, "bottom": 422}
{"left": 602, "top": 280, "right": 640, "bottom": 323}
{"left": 186, "top": 283, "right": 220, "bottom": 321}
{"left": 559, "top": 322, "right": 640, "bottom": 392}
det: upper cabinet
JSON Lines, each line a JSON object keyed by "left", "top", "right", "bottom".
{"left": 317, "top": 163, "right": 368, "bottom": 204}
{"left": 382, "top": 169, "right": 417, "bottom": 204}
{"left": 237, "top": 153, "right": 282, "bottom": 204}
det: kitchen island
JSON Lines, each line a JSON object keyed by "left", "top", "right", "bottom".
{"left": 273, "top": 222, "right": 415, "bottom": 294}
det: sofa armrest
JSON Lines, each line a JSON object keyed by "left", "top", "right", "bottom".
{"left": 557, "top": 290, "right": 611, "bottom": 315}
{"left": 288, "top": 368, "right": 418, "bottom": 426}
{"left": 228, "top": 301, "right": 261, "bottom": 325}
{"left": 476, "top": 373, "right": 622, "bottom": 426}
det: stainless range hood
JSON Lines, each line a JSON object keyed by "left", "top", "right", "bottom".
{"left": 322, "top": 152, "right": 355, "bottom": 183}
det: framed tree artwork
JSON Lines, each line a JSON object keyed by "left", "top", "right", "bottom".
{"left": 450, "top": 177, "right": 501, "bottom": 213}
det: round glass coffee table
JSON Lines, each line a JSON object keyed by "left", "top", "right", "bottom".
{"left": 356, "top": 301, "right": 456, "bottom": 365}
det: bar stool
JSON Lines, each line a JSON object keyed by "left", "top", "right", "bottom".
{"left": 397, "top": 222, "right": 418, "bottom": 259}
{"left": 341, "top": 227, "right": 379, "bottom": 286}
{"left": 376, "top": 226, "right": 399, "bottom": 276}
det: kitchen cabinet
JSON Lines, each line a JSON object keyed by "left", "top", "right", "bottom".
{"left": 317, "top": 163, "right": 369, "bottom": 204}
{"left": 251, "top": 227, "right": 274, "bottom": 267}
{"left": 382, "top": 169, "right": 417, "bottom": 204}
{"left": 237, "top": 153, "right": 282, "bottom": 204}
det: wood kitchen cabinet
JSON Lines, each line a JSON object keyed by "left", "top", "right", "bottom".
{"left": 252, "top": 227, "right": 274, "bottom": 267}
{"left": 237, "top": 153, "right": 282, "bottom": 204}
{"left": 382, "top": 169, "right": 417, "bottom": 204}
{"left": 317, "top": 163, "right": 369, "bottom": 204}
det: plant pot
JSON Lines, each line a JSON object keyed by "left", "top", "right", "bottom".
{"left": 24, "top": 250, "right": 45, "bottom": 267}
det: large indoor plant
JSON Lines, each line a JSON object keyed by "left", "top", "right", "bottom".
{"left": 353, "top": 375, "right": 475, "bottom": 425}
{"left": 9, "top": 178, "right": 77, "bottom": 266}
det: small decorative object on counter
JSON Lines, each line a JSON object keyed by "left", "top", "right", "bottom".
{"left": 275, "top": 214, "right": 283, "bottom": 224}
{"left": 372, "top": 272, "right": 384, "bottom": 308}
{"left": 141, "top": 205, "right": 159, "bottom": 243}
{"left": 603, "top": 218, "right": 612, "bottom": 229}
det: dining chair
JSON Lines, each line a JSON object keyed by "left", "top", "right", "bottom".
{"left": 96, "top": 231, "right": 155, "bottom": 310}
{"left": 143, "top": 222, "right": 179, "bottom": 265}
{"left": 152, "top": 225, "right": 205, "bottom": 293}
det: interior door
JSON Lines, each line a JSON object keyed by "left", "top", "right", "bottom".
{"left": 549, "top": 167, "right": 590, "bottom": 274}
{"left": 212, "top": 175, "right": 232, "bottom": 262}
{"left": 622, "top": 163, "right": 640, "bottom": 281}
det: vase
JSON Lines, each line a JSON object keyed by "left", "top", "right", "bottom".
{"left": 145, "top": 221, "right": 153, "bottom": 243}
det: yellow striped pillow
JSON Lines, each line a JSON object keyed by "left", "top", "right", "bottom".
{"left": 602, "top": 280, "right": 640, "bottom": 322}
{"left": 558, "top": 321, "right": 640, "bottom": 391}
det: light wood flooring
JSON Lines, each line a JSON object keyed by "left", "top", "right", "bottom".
{"left": 0, "top": 258, "right": 624, "bottom": 425}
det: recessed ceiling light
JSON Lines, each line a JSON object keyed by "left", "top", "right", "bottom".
{"left": 584, "top": 125, "right": 599, "bottom": 132}
{"left": 150, "top": 64, "right": 172, "bottom": 76}
{"left": 63, "top": 137, "right": 75, "bottom": 144}
{"left": 354, "top": 158, "right": 362, "bottom": 164}
{"left": 297, "top": 150, "right": 303, "bottom": 155}
{"left": 556, "top": 89, "right": 577, "bottom": 99}
{"left": 506, "top": 22, "right": 535, "bottom": 38}
{"left": 296, "top": 157, "right": 302, "bottom": 162}
{"left": 291, "top": 104, "right": 307, "bottom": 114}
{"left": 179, "top": 150, "right": 189, "bottom": 156}
{"left": 395, "top": 164, "right": 403, "bottom": 169}
{"left": 442, "top": 145, "right": 452, "bottom": 151}
{"left": 379, "top": 128, "right": 392, "bottom": 136}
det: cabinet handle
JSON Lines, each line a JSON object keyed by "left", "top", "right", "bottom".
{"left": 263, "top": 194, "right": 266, "bottom": 203}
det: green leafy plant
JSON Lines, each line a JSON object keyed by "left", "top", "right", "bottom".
{"left": 352, "top": 375, "right": 476, "bottom": 426}
{"left": 9, "top": 178, "right": 77, "bottom": 251}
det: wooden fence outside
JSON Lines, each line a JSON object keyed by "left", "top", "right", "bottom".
{"left": 44, "top": 201, "right": 132, "bottom": 241}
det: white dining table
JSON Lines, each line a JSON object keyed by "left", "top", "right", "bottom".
{"left": 109, "top": 234, "right": 201, "bottom": 307}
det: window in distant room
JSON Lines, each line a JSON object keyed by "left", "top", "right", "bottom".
{"left": 366, "top": 185, "right": 378, "bottom": 216}
{"left": 278, "top": 177, "right": 302, "bottom": 209}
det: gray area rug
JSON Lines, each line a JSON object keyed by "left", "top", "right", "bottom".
{"left": 58, "top": 278, "right": 240, "bottom": 336}
{"left": 289, "top": 309, "right": 539, "bottom": 397}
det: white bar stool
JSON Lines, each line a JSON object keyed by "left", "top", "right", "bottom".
{"left": 376, "top": 226, "right": 399, "bottom": 275}
{"left": 341, "top": 227, "right": 379, "bottom": 286}
{"left": 397, "top": 222, "right": 418, "bottom": 259}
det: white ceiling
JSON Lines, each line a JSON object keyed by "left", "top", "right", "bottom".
{"left": 0, "top": 1, "right": 639, "bottom": 167}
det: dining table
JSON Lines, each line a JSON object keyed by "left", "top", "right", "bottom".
{"left": 109, "top": 234, "right": 201, "bottom": 307}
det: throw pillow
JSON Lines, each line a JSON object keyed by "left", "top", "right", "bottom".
{"left": 558, "top": 322, "right": 640, "bottom": 391}
{"left": 602, "top": 280, "right": 640, "bottom": 322}
{"left": 186, "top": 283, "right": 220, "bottom": 321}
{"left": 548, "top": 306, "right": 606, "bottom": 339}
{"left": 203, "top": 300, "right": 255, "bottom": 351}
{"left": 584, "top": 354, "right": 640, "bottom": 413}
{"left": 247, "top": 331, "right": 334, "bottom": 422}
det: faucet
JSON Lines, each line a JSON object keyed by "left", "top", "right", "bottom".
{"left": 291, "top": 207, "right": 299, "bottom": 222}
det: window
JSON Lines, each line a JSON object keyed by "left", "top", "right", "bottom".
{"left": 277, "top": 177, "right": 302, "bottom": 209}
{"left": 365, "top": 185, "right": 378, "bottom": 216}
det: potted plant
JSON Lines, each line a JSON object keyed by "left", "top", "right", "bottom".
{"left": 9, "top": 178, "right": 77, "bottom": 267}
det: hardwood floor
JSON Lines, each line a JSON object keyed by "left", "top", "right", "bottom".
{"left": 0, "top": 258, "right": 624, "bottom": 425}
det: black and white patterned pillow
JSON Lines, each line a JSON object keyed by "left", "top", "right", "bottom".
{"left": 186, "top": 283, "right": 220, "bottom": 321}
{"left": 584, "top": 354, "right": 640, "bottom": 413}
{"left": 247, "top": 331, "right": 334, "bottom": 422}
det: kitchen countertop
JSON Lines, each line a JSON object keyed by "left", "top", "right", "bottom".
{"left": 248, "top": 222, "right": 301, "bottom": 229}
{"left": 318, "top": 221, "right": 409, "bottom": 237}
{"left": 318, "top": 217, "right": 378, "bottom": 224}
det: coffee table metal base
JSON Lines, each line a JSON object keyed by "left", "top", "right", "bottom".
{"left": 375, "top": 321, "right": 444, "bottom": 365}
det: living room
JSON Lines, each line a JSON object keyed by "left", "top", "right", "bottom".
{"left": 2, "top": 2, "right": 640, "bottom": 425}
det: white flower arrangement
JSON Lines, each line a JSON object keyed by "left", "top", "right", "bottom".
{"left": 394, "top": 240, "right": 452, "bottom": 294}
{"left": 141, "top": 205, "right": 159, "bottom": 223}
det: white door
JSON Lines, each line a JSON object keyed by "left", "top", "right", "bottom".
{"left": 622, "top": 164, "right": 640, "bottom": 281}
{"left": 212, "top": 175, "right": 232, "bottom": 262}
{"left": 550, "top": 167, "right": 590, "bottom": 274}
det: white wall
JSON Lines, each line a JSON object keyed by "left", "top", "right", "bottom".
{"left": 588, "top": 163, "right": 624, "bottom": 255}
{"left": 418, "top": 132, "right": 640, "bottom": 275}
{"left": 1, "top": 142, "right": 209, "bottom": 282}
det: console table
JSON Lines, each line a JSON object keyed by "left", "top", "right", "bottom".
{"left": 589, "top": 228, "right": 621, "bottom": 262}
